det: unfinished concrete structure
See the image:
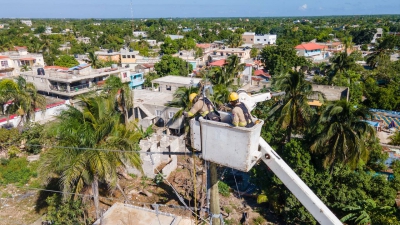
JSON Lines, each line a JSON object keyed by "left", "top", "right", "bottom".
{"left": 93, "top": 202, "right": 193, "bottom": 225}
{"left": 127, "top": 133, "right": 185, "bottom": 179}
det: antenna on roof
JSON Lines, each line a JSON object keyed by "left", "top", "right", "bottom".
{"left": 130, "top": 0, "right": 134, "bottom": 32}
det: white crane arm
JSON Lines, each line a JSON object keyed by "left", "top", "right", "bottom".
{"left": 237, "top": 90, "right": 285, "bottom": 111}
{"left": 259, "top": 137, "right": 342, "bottom": 225}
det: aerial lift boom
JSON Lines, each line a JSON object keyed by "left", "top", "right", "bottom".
{"left": 190, "top": 90, "right": 342, "bottom": 225}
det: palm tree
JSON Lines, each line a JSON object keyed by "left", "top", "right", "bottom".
{"left": 13, "top": 76, "right": 46, "bottom": 124}
{"left": 342, "top": 36, "right": 354, "bottom": 55}
{"left": 225, "top": 55, "right": 245, "bottom": 80}
{"left": 167, "top": 86, "right": 199, "bottom": 117}
{"left": 269, "top": 71, "right": 324, "bottom": 142}
{"left": 311, "top": 100, "right": 375, "bottom": 169}
{"left": 88, "top": 51, "right": 100, "bottom": 69}
{"left": 39, "top": 95, "right": 142, "bottom": 219}
{"left": 330, "top": 52, "right": 356, "bottom": 75}
{"left": 341, "top": 199, "right": 395, "bottom": 225}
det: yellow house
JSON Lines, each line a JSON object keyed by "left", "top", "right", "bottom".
{"left": 95, "top": 50, "right": 120, "bottom": 62}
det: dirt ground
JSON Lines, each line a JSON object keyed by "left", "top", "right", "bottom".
{"left": 0, "top": 155, "right": 278, "bottom": 225}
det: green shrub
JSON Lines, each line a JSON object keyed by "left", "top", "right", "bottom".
{"left": 253, "top": 216, "right": 266, "bottom": 225}
{"left": 218, "top": 181, "right": 230, "bottom": 197}
{"left": 0, "top": 157, "right": 36, "bottom": 185}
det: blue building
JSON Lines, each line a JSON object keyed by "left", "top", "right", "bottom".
{"left": 129, "top": 72, "right": 144, "bottom": 89}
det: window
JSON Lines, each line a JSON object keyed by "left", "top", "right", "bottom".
{"left": 251, "top": 39, "right": 253, "bottom": 41}
{"left": 122, "top": 55, "right": 126, "bottom": 58}
{"left": 169, "top": 112, "right": 175, "bottom": 119}
{"left": 1, "top": 61, "right": 8, "bottom": 67}
{"left": 123, "top": 72, "right": 127, "bottom": 78}
{"left": 127, "top": 55, "right": 131, "bottom": 58}
{"left": 264, "top": 39, "right": 266, "bottom": 41}
{"left": 155, "top": 110, "right": 162, "bottom": 116}
{"left": 132, "top": 55, "right": 135, "bottom": 58}
{"left": 166, "top": 85, "right": 172, "bottom": 91}
{"left": 257, "top": 39, "right": 260, "bottom": 41}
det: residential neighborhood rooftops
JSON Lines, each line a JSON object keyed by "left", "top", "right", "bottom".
{"left": 295, "top": 43, "right": 325, "bottom": 50}
{"left": 134, "top": 89, "right": 173, "bottom": 106}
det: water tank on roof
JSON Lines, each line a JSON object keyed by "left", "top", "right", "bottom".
{"left": 74, "top": 54, "right": 78, "bottom": 58}
{"left": 37, "top": 68, "right": 45, "bottom": 75}
{"left": 154, "top": 117, "right": 165, "bottom": 127}
{"left": 107, "top": 49, "right": 113, "bottom": 53}
{"left": 129, "top": 48, "right": 133, "bottom": 52}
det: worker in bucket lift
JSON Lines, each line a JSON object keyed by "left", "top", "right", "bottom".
{"left": 228, "top": 92, "right": 255, "bottom": 128}
{"left": 183, "top": 93, "right": 220, "bottom": 121}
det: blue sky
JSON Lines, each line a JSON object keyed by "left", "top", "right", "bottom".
{"left": 1, "top": 0, "right": 400, "bottom": 18}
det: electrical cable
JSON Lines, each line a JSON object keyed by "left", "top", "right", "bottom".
{"left": 2, "top": 143, "right": 201, "bottom": 156}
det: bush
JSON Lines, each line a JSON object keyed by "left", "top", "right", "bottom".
{"left": 0, "top": 157, "right": 37, "bottom": 185}
{"left": 218, "top": 181, "right": 230, "bottom": 197}
{"left": 45, "top": 194, "right": 93, "bottom": 225}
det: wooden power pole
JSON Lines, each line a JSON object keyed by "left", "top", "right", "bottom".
{"left": 209, "top": 162, "right": 221, "bottom": 224}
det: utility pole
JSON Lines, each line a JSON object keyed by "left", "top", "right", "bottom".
{"left": 209, "top": 162, "right": 221, "bottom": 224}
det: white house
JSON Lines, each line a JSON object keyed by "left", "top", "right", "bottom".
{"left": 254, "top": 34, "right": 277, "bottom": 45}
{"left": 133, "top": 31, "right": 148, "bottom": 38}
{"left": 371, "top": 28, "right": 383, "bottom": 44}
{"left": 20, "top": 20, "right": 32, "bottom": 27}
{"left": 0, "top": 46, "right": 45, "bottom": 77}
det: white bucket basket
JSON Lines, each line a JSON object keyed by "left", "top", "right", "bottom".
{"left": 190, "top": 112, "right": 264, "bottom": 172}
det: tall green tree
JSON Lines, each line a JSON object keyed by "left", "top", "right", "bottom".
{"left": 40, "top": 95, "right": 142, "bottom": 219}
{"left": 311, "top": 101, "right": 375, "bottom": 169}
{"left": 269, "top": 71, "right": 323, "bottom": 141}
{"left": 154, "top": 55, "right": 193, "bottom": 76}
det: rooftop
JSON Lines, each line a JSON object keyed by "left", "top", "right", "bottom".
{"left": 152, "top": 75, "right": 202, "bottom": 86}
{"left": 93, "top": 202, "right": 193, "bottom": 225}
{"left": 295, "top": 43, "right": 325, "bottom": 50}
{"left": 209, "top": 59, "right": 226, "bottom": 67}
{"left": 134, "top": 89, "right": 174, "bottom": 106}
{"left": 311, "top": 84, "right": 349, "bottom": 101}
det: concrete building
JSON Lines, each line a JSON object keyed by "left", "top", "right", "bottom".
{"left": 133, "top": 31, "right": 148, "bottom": 38}
{"left": 151, "top": 75, "right": 201, "bottom": 93}
{"left": 45, "top": 26, "right": 52, "bottom": 34}
{"left": 295, "top": 43, "right": 325, "bottom": 61}
{"left": 20, "top": 20, "right": 32, "bottom": 27}
{"left": 93, "top": 203, "right": 193, "bottom": 225}
{"left": 214, "top": 47, "right": 251, "bottom": 60}
{"left": 129, "top": 72, "right": 144, "bottom": 89}
{"left": 242, "top": 32, "right": 277, "bottom": 45}
{"left": 127, "top": 133, "right": 185, "bottom": 179}
{"left": 371, "top": 28, "right": 383, "bottom": 44}
{"left": 308, "top": 84, "right": 349, "bottom": 107}
{"left": 120, "top": 48, "right": 139, "bottom": 68}
{"left": 0, "top": 46, "right": 45, "bottom": 78}
{"left": 76, "top": 37, "right": 91, "bottom": 44}
{"left": 20, "top": 65, "right": 132, "bottom": 98}
{"left": 242, "top": 32, "right": 255, "bottom": 44}
{"left": 166, "top": 34, "right": 184, "bottom": 40}
{"left": 254, "top": 34, "right": 277, "bottom": 45}
{"left": 95, "top": 50, "right": 120, "bottom": 62}
{"left": 133, "top": 89, "right": 185, "bottom": 135}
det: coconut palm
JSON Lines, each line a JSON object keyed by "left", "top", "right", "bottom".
{"left": 269, "top": 71, "right": 324, "bottom": 142}
{"left": 330, "top": 52, "right": 356, "bottom": 75}
{"left": 225, "top": 55, "right": 245, "bottom": 79}
{"left": 311, "top": 100, "right": 375, "bottom": 169}
{"left": 167, "top": 86, "right": 199, "bottom": 118}
{"left": 342, "top": 36, "right": 354, "bottom": 54}
{"left": 39, "top": 95, "right": 142, "bottom": 219}
{"left": 13, "top": 76, "right": 46, "bottom": 124}
{"left": 88, "top": 51, "right": 100, "bottom": 69}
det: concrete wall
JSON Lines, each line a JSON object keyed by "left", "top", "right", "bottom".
{"left": 0, "top": 101, "right": 69, "bottom": 127}
{"left": 126, "top": 134, "right": 184, "bottom": 179}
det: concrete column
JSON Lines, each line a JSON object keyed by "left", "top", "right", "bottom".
{"left": 89, "top": 79, "right": 93, "bottom": 87}
{"left": 57, "top": 82, "right": 60, "bottom": 90}
{"left": 67, "top": 84, "right": 70, "bottom": 93}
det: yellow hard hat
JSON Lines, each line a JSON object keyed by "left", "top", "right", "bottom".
{"left": 228, "top": 92, "right": 239, "bottom": 102}
{"left": 189, "top": 93, "right": 198, "bottom": 102}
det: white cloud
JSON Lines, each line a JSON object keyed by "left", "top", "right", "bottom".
{"left": 299, "top": 4, "right": 307, "bottom": 11}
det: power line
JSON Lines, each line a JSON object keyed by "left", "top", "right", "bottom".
{"left": 2, "top": 143, "right": 201, "bottom": 156}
